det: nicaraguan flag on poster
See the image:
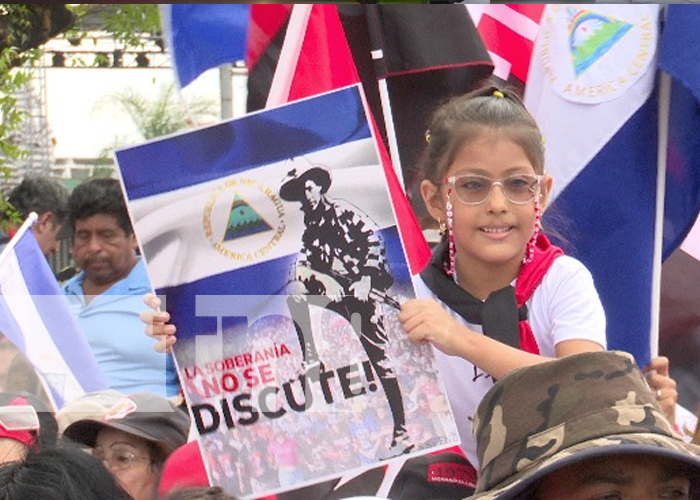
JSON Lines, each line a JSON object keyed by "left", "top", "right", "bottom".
{"left": 524, "top": 5, "right": 663, "bottom": 365}
{"left": 115, "top": 85, "right": 459, "bottom": 499}
{"left": 0, "top": 226, "right": 108, "bottom": 409}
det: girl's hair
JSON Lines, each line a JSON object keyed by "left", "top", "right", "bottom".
{"left": 417, "top": 84, "right": 574, "bottom": 249}
{"left": 420, "top": 85, "right": 545, "bottom": 186}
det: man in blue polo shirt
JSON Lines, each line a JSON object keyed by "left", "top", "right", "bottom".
{"left": 62, "top": 178, "right": 179, "bottom": 398}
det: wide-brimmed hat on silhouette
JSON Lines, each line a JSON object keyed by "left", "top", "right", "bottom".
{"left": 279, "top": 166, "right": 332, "bottom": 202}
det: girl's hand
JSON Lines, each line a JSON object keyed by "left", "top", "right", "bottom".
{"left": 643, "top": 356, "right": 678, "bottom": 427}
{"left": 399, "top": 298, "right": 465, "bottom": 357}
{"left": 140, "top": 292, "right": 177, "bottom": 353}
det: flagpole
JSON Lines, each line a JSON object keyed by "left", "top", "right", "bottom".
{"left": 372, "top": 52, "right": 405, "bottom": 189}
{"left": 0, "top": 212, "right": 37, "bottom": 267}
{"left": 650, "top": 70, "right": 671, "bottom": 360}
{"left": 266, "top": 5, "right": 313, "bottom": 108}
{"left": 220, "top": 63, "right": 234, "bottom": 120}
{"left": 365, "top": 6, "right": 405, "bottom": 190}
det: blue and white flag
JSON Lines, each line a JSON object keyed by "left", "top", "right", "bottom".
{"left": 657, "top": 5, "right": 700, "bottom": 255}
{"left": 525, "top": 5, "right": 700, "bottom": 366}
{"left": 656, "top": 5, "right": 700, "bottom": 413}
{"left": 160, "top": 4, "right": 250, "bottom": 88}
{"left": 115, "top": 85, "right": 459, "bottom": 498}
{"left": 0, "top": 220, "right": 108, "bottom": 409}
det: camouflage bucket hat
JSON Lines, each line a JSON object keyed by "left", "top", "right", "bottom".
{"left": 467, "top": 350, "right": 700, "bottom": 500}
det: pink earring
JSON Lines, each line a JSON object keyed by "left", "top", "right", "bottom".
{"left": 523, "top": 198, "right": 541, "bottom": 265}
{"left": 446, "top": 190, "right": 457, "bottom": 284}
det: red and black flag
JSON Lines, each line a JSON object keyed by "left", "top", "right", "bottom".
{"left": 465, "top": 4, "right": 545, "bottom": 95}
{"left": 246, "top": 5, "right": 494, "bottom": 216}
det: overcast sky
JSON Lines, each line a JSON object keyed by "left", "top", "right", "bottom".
{"left": 44, "top": 66, "right": 245, "bottom": 158}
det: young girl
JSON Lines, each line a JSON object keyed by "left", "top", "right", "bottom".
{"left": 398, "top": 85, "right": 607, "bottom": 467}
{"left": 141, "top": 84, "right": 679, "bottom": 484}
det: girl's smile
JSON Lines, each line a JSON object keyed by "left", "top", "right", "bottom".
{"left": 479, "top": 224, "right": 515, "bottom": 239}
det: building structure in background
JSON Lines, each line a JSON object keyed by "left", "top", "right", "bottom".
{"left": 4, "top": 25, "right": 242, "bottom": 275}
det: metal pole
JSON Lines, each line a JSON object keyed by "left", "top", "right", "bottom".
{"left": 220, "top": 63, "right": 233, "bottom": 120}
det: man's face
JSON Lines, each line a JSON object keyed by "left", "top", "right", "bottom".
{"left": 72, "top": 213, "right": 137, "bottom": 287}
{"left": 303, "top": 179, "right": 323, "bottom": 209}
{"left": 535, "top": 454, "right": 692, "bottom": 500}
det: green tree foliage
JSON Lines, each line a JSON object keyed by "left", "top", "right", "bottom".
{"left": 97, "top": 83, "right": 218, "bottom": 143}
{"left": 64, "top": 4, "right": 160, "bottom": 52}
{"left": 0, "top": 4, "right": 161, "bottom": 227}
{"left": 94, "top": 83, "right": 218, "bottom": 176}
{"left": 0, "top": 5, "right": 75, "bottom": 227}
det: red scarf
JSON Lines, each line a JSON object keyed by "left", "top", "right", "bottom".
{"left": 515, "top": 233, "right": 564, "bottom": 354}
{"left": 420, "top": 233, "right": 564, "bottom": 355}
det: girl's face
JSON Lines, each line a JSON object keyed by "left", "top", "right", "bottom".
{"left": 422, "top": 130, "right": 553, "bottom": 278}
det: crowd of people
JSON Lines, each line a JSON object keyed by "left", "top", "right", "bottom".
{"left": 0, "top": 352, "right": 695, "bottom": 499}
{"left": 0, "top": 82, "right": 699, "bottom": 499}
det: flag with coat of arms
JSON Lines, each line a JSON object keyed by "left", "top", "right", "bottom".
{"left": 114, "top": 84, "right": 460, "bottom": 499}
{"left": 159, "top": 1, "right": 700, "bottom": 404}
{"left": 524, "top": 4, "right": 700, "bottom": 366}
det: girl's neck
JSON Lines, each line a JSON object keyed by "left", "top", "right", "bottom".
{"left": 455, "top": 257, "right": 522, "bottom": 300}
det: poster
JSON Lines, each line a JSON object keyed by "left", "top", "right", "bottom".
{"left": 115, "top": 85, "right": 459, "bottom": 499}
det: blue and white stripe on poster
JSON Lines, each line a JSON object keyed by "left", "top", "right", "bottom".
{"left": 116, "top": 85, "right": 460, "bottom": 499}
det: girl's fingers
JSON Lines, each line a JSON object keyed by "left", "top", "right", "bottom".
{"left": 142, "top": 293, "right": 176, "bottom": 352}
{"left": 140, "top": 309, "right": 170, "bottom": 325}
{"left": 153, "top": 335, "right": 176, "bottom": 354}
{"left": 146, "top": 323, "right": 177, "bottom": 337}
{"left": 143, "top": 292, "right": 162, "bottom": 311}
{"left": 141, "top": 310, "right": 176, "bottom": 339}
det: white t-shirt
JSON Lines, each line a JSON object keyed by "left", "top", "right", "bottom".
{"left": 413, "top": 255, "right": 607, "bottom": 466}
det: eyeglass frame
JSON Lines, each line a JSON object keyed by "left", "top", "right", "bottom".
{"left": 445, "top": 173, "right": 544, "bottom": 206}
{"left": 92, "top": 447, "right": 153, "bottom": 472}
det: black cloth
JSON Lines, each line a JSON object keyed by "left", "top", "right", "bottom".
{"left": 419, "top": 242, "right": 527, "bottom": 350}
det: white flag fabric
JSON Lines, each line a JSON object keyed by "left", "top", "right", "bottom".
{"left": 524, "top": 5, "right": 700, "bottom": 366}
{"left": 0, "top": 222, "right": 108, "bottom": 409}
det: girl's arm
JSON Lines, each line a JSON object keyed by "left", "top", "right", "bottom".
{"left": 399, "top": 298, "right": 603, "bottom": 380}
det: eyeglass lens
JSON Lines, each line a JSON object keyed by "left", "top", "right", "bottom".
{"left": 93, "top": 447, "right": 148, "bottom": 471}
{"left": 451, "top": 174, "right": 540, "bottom": 205}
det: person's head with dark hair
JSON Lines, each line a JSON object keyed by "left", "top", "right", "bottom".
{"left": 0, "top": 442, "right": 132, "bottom": 500}
{"left": 0, "top": 392, "right": 59, "bottom": 463}
{"left": 420, "top": 85, "right": 545, "bottom": 187}
{"left": 67, "top": 178, "right": 138, "bottom": 294}
{"left": 418, "top": 84, "right": 553, "bottom": 260}
{"left": 161, "top": 486, "right": 240, "bottom": 500}
{"left": 5, "top": 175, "right": 69, "bottom": 257}
{"left": 63, "top": 392, "right": 190, "bottom": 500}
{"left": 67, "top": 178, "right": 132, "bottom": 236}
